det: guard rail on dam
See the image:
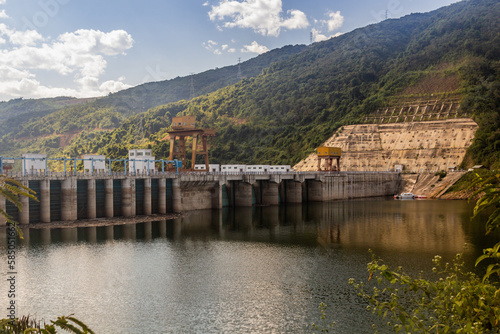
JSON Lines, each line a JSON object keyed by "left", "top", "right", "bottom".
{"left": 0, "top": 171, "right": 400, "bottom": 225}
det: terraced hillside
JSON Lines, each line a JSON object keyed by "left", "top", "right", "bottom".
{"left": 294, "top": 118, "right": 478, "bottom": 172}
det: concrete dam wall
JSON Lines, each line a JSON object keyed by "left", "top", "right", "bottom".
{"left": 0, "top": 172, "right": 400, "bottom": 225}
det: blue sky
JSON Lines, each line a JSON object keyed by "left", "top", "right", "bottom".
{"left": 0, "top": 0, "right": 459, "bottom": 101}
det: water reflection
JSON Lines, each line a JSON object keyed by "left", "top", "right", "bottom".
{"left": 0, "top": 199, "right": 494, "bottom": 334}
{"left": 0, "top": 199, "right": 485, "bottom": 257}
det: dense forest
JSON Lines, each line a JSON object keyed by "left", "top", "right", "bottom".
{"left": 1, "top": 0, "right": 499, "bottom": 169}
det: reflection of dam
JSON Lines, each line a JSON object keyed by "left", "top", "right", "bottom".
{"left": 1, "top": 201, "right": 472, "bottom": 255}
{"left": 0, "top": 172, "right": 399, "bottom": 225}
{"left": 311, "top": 200, "right": 470, "bottom": 254}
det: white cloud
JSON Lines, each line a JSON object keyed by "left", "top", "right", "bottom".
{"left": 324, "top": 11, "right": 344, "bottom": 32}
{"left": 241, "top": 41, "right": 269, "bottom": 54}
{"left": 202, "top": 39, "right": 219, "bottom": 54}
{"left": 99, "top": 77, "right": 132, "bottom": 94}
{"left": 203, "top": 39, "right": 238, "bottom": 55}
{"left": 209, "top": 0, "right": 309, "bottom": 37}
{"left": 312, "top": 28, "right": 328, "bottom": 42}
{"left": 57, "top": 29, "right": 133, "bottom": 56}
{"left": 0, "top": 24, "right": 44, "bottom": 46}
{"left": 281, "top": 9, "right": 308, "bottom": 30}
{"left": 0, "top": 9, "right": 8, "bottom": 18}
{"left": 0, "top": 0, "right": 6, "bottom": 4}
{"left": 203, "top": 1, "right": 209, "bottom": 6}
{"left": 0, "top": 26, "right": 134, "bottom": 100}
{"left": 9, "top": 29, "right": 44, "bottom": 45}
{"left": 312, "top": 28, "right": 343, "bottom": 42}
{"left": 310, "top": 10, "right": 344, "bottom": 43}
{"left": 0, "top": 65, "right": 80, "bottom": 99}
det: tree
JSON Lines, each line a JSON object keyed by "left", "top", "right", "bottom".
{"left": 350, "top": 171, "right": 500, "bottom": 333}
{"left": 0, "top": 174, "right": 37, "bottom": 237}
{"left": 0, "top": 315, "right": 95, "bottom": 333}
{"left": 470, "top": 171, "right": 500, "bottom": 281}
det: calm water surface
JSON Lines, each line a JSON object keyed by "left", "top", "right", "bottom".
{"left": 0, "top": 199, "right": 495, "bottom": 333}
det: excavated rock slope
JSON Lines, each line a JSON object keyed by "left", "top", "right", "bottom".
{"left": 294, "top": 118, "right": 478, "bottom": 173}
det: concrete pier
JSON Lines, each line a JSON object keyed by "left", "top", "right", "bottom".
{"left": 40, "top": 179, "right": 50, "bottom": 223}
{"left": 87, "top": 179, "right": 96, "bottom": 219}
{"left": 19, "top": 180, "right": 29, "bottom": 225}
{"left": 61, "top": 178, "right": 77, "bottom": 221}
{"left": 234, "top": 182, "right": 253, "bottom": 207}
{"left": 159, "top": 179, "right": 167, "bottom": 214}
{"left": 261, "top": 181, "right": 279, "bottom": 205}
{"left": 172, "top": 178, "right": 182, "bottom": 213}
{"left": 122, "top": 178, "right": 132, "bottom": 217}
{"left": 285, "top": 180, "right": 302, "bottom": 203}
{"left": 105, "top": 179, "right": 114, "bottom": 218}
{"left": 144, "top": 178, "right": 152, "bottom": 215}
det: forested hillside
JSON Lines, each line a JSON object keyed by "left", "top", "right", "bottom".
{"left": 2, "top": 0, "right": 499, "bottom": 169}
{"left": 0, "top": 97, "right": 94, "bottom": 137}
{"left": 0, "top": 44, "right": 305, "bottom": 156}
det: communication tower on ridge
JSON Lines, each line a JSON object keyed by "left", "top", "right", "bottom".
{"left": 237, "top": 58, "right": 242, "bottom": 80}
{"left": 190, "top": 73, "right": 195, "bottom": 100}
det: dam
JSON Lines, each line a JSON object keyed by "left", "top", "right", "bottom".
{"left": 0, "top": 171, "right": 400, "bottom": 225}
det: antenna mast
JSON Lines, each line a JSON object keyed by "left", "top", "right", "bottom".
{"left": 190, "top": 73, "right": 195, "bottom": 100}
{"left": 237, "top": 57, "right": 242, "bottom": 80}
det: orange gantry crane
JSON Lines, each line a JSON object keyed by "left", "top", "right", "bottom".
{"left": 165, "top": 116, "right": 215, "bottom": 171}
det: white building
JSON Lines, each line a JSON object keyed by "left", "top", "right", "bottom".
{"left": 83, "top": 155, "right": 106, "bottom": 172}
{"left": 221, "top": 165, "right": 247, "bottom": 173}
{"left": 269, "top": 165, "right": 292, "bottom": 173}
{"left": 129, "top": 149, "right": 155, "bottom": 174}
{"left": 22, "top": 153, "right": 46, "bottom": 175}
{"left": 246, "top": 165, "right": 270, "bottom": 173}
{"left": 194, "top": 164, "right": 220, "bottom": 172}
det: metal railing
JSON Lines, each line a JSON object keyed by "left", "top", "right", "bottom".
{"left": 0, "top": 156, "right": 182, "bottom": 176}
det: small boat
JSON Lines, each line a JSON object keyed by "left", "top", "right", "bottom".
{"left": 393, "top": 193, "right": 415, "bottom": 200}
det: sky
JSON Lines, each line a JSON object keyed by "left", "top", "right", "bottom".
{"left": 0, "top": 0, "right": 460, "bottom": 102}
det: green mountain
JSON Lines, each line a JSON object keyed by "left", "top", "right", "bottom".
{"left": 0, "top": 44, "right": 305, "bottom": 156}
{"left": 2, "top": 0, "right": 500, "bottom": 169}
{"left": 0, "top": 97, "right": 95, "bottom": 137}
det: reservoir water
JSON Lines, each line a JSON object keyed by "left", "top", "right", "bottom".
{"left": 0, "top": 199, "right": 495, "bottom": 333}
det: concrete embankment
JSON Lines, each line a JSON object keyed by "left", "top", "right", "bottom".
{"left": 294, "top": 118, "right": 478, "bottom": 173}
{"left": 399, "top": 172, "right": 466, "bottom": 198}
